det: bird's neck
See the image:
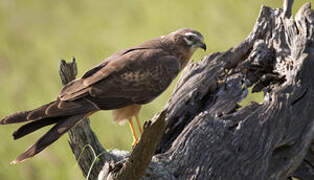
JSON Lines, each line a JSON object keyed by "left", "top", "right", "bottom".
{"left": 178, "top": 48, "right": 196, "bottom": 70}
{"left": 166, "top": 45, "right": 195, "bottom": 70}
{"left": 160, "top": 37, "right": 195, "bottom": 71}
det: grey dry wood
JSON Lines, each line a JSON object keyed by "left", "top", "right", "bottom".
{"left": 155, "top": 1, "right": 314, "bottom": 180}
{"left": 60, "top": 0, "right": 314, "bottom": 179}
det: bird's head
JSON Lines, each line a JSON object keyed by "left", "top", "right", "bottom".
{"left": 170, "top": 28, "right": 206, "bottom": 52}
{"left": 164, "top": 28, "right": 206, "bottom": 69}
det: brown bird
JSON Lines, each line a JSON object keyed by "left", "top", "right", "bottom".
{"left": 0, "top": 28, "right": 206, "bottom": 164}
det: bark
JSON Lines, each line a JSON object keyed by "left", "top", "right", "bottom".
{"left": 59, "top": 0, "right": 314, "bottom": 179}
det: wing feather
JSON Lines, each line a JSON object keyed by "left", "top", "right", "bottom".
{"left": 59, "top": 38, "right": 180, "bottom": 108}
{"left": 88, "top": 53, "right": 180, "bottom": 106}
{"left": 59, "top": 47, "right": 152, "bottom": 101}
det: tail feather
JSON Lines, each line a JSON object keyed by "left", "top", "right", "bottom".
{"left": 1, "top": 99, "right": 95, "bottom": 125}
{"left": 12, "top": 113, "right": 86, "bottom": 164}
{"left": 45, "top": 100, "right": 92, "bottom": 117}
{"left": 13, "top": 117, "right": 65, "bottom": 140}
{"left": 0, "top": 101, "right": 57, "bottom": 124}
{"left": 0, "top": 98, "right": 98, "bottom": 163}
{"left": 26, "top": 101, "right": 57, "bottom": 121}
{"left": 0, "top": 111, "right": 31, "bottom": 124}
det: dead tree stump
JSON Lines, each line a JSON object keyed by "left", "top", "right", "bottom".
{"left": 59, "top": 1, "right": 314, "bottom": 179}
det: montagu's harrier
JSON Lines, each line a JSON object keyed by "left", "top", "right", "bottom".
{"left": 1, "top": 28, "right": 206, "bottom": 163}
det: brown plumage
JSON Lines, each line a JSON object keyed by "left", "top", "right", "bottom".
{"left": 0, "top": 28, "right": 206, "bottom": 163}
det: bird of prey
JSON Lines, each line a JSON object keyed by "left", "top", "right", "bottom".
{"left": 1, "top": 28, "right": 206, "bottom": 164}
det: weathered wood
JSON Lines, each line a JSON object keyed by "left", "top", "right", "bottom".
{"left": 98, "top": 111, "right": 167, "bottom": 180}
{"left": 154, "top": 1, "right": 314, "bottom": 179}
{"left": 292, "top": 140, "right": 314, "bottom": 180}
{"left": 60, "top": 0, "right": 314, "bottom": 179}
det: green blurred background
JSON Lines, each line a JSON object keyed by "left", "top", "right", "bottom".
{"left": 0, "top": 0, "right": 309, "bottom": 179}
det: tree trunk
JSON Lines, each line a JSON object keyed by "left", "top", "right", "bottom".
{"left": 59, "top": 0, "right": 314, "bottom": 179}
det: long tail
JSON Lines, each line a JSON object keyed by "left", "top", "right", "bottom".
{"left": 12, "top": 114, "right": 86, "bottom": 164}
{"left": 0, "top": 99, "right": 97, "bottom": 163}
{"left": 12, "top": 117, "right": 65, "bottom": 140}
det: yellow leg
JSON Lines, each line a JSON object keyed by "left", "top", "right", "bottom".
{"left": 135, "top": 114, "right": 143, "bottom": 134}
{"left": 128, "top": 118, "right": 138, "bottom": 147}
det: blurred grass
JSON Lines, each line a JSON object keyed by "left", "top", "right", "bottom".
{"left": 0, "top": 0, "right": 309, "bottom": 179}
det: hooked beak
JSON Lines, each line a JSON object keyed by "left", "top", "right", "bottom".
{"left": 199, "top": 42, "right": 207, "bottom": 51}
{"left": 195, "top": 41, "right": 206, "bottom": 51}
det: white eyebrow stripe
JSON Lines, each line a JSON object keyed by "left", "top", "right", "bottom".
{"left": 184, "top": 32, "right": 203, "bottom": 41}
{"left": 184, "top": 32, "right": 198, "bottom": 37}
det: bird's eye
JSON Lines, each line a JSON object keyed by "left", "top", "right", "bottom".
{"left": 187, "top": 35, "right": 194, "bottom": 41}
